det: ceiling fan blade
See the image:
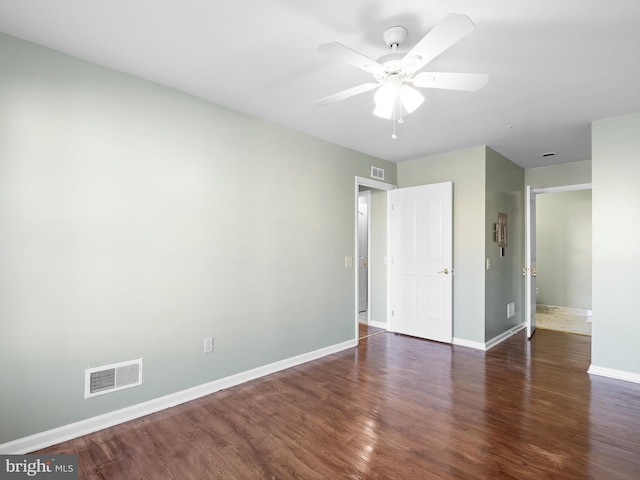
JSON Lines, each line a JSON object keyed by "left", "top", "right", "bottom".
{"left": 412, "top": 72, "right": 489, "bottom": 92}
{"left": 315, "top": 82, "right": 380, "bottom": 106}
{"left": 402, "top": 13, "right": 476, "bottom": 74}
{"left": 318, "top": 42, "right": 385, "bottom": 75}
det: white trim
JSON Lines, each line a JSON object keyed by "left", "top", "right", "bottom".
{"left": 532, "top": 183, "right": 592, "bottom": 194}
{"left": 358, "top": 189, "right": 371, "bottom": 322}
{"left": 525, "top": 185, "right": 535, "bottom": 338}
{"left": 356, "top": 176, "right": 395, "bottom": 191}
{"left": 485, "top": 324, "right": 526, "bottom": 350}
{"left": 453, "top": 337, "right": 486, "bottom": 350}
{"left": 587, "top": 365, "right": 640, "bottom": 385}
{"left": 453, "top": 323, "right": 525, "bottom": 351}
{"left": 525, "top": 182, "right": 593, "bottom": 340}
{"left": 354, "top": 176, "right": 396, "bottom": 342}
{"left": 387, "top": 195, "right": 393, "bottom": 329}
{"left": 0, "top": 339, "right": 356, "bottom": 455}
{"left": 368, "top": 320, "right": 387, "bottom": 329}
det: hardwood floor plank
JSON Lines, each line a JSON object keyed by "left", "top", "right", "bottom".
{"left": 34, "top": 329, "right": 640, "bottom": 479}
{"left": 358, "top": 323, "right": 386, "bottom": 339}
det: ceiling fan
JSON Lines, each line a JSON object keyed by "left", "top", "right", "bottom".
{"left": 315, "top": 13, "right": 488, "bottom": 134}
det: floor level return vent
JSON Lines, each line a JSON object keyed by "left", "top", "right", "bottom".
{"left": 84, "top": 358, "right": 143, "bottom": 398}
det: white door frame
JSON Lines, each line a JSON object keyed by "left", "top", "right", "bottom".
{"left": 525, "top": 182, "right": 592, "bottom": 339}
{"left": 357, "top": 190, "right": 370, "bottom": 314}
{"left": 525, "top": 185, "right": 537, "bottom": 338}
{"left": 354, "top": 176, "right": 396, "bottom": 341}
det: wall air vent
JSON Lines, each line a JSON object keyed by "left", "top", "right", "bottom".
{"left": 370, "top": 166, "right": 385, "bottom": 180}
{"left": 84, "top": 358, "right": 143, "bottom": 398}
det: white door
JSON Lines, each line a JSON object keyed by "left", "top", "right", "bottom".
{"left": 390, "top": 182, "right": 453, "bottom": 343}
{"left": 357, "top": 192, "right": 369, "bottom": 314}
{"left": 525, "top": 185, "right": 537, "bottom": 338}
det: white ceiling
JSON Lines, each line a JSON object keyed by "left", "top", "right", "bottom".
{"left": 1, "top": 0, "right": 639, "bottom": 169}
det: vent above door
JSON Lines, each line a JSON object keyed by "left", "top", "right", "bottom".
{"left": 370, "top": 166, "right": 385, "bottom": 180}
{"left": 84, "top": 358, "right": 143, "bottom": 398}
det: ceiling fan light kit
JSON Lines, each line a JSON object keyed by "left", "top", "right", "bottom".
{"left": 315, "top": 13, "right": 489, "bottom": 139}
{"left": 373, "top": 79, "right": 424, "bottom": 119}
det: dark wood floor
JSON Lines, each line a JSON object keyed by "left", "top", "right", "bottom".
{"left": 358, "top": 322, "right": 386, "bottom": 339}
{"left": 36, "top": 329, "right": 640, "bottom": 479}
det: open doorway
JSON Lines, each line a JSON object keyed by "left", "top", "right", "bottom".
{"left": 357, "top": 190, "right": 369, "bottom": 322}
{"left": 354, "top": 177, "right": 395, "bottom": 340}
{"left": 525, "top": 183, "right": 592, "bottom": 340}
{"left": 535, "top": 188, "right": 592, "bottom": 335}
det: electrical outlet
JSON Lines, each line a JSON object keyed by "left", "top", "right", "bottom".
{"left": 204, "top": 337, "right": 213, "bottom": 353}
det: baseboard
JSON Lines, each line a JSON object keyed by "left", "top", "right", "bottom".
{"left": 454, "top": 323, "right": 525, "bottom": 352}
{"left": 368, "top": 320, "right": 387, "bottom": 329}
{"left": 587, "top": 365, "right": 640, "bottom": 385}
{"left": 452, "top": 337, "right": 485, "bottom": 350}
{"left": 0, "top": 339, "right": 357, "bottom": 455}
{"left": 485, "top": 323, "right": 525, "bottom": 351}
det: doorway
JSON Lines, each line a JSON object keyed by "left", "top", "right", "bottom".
{"left": 354, "top": 177, "right": 395, "bottom": 340}
{"left": 357, "top": 191, "right": 369, "bottom": 319}
{"left": 525, "top": 183, "right": 592, "bottom": 340}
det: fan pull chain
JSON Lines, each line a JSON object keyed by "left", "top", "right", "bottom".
{"left": 391, "top": 99, "right": 397, "bottom": 139}
{"left": 391, "top": 100, "right": 406, "bottom": 140}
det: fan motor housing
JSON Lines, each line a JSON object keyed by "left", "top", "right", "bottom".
{"left": 382, "top": 26, "right": 408, "bottom": 49}
{"left": 377, "top": 51, "right": 406, "bottom": 64}
{"left": 377, "top": 26, "right": 411, "bottom": 81}
{"left": 374, "top": 51, "right": 407, "bottom": 81}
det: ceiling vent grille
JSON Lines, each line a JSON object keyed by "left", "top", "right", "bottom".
{"left": 85, "top": 358, "right": 143, "bottom": 398}
{"left": 370, "top": 166, "right": 385, "bottom": 180}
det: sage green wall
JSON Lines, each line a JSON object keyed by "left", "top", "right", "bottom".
{"left": 0, "top": 33, "right": 395, "bottom": 444}
{"left": 484, "top": 148, "right": 525, "bottom": 341}
{"left": 525, "top": 160, "right": 592, "bottom": 188}
{"left": 535, "top": 191, "right": 592, "bottom": 309}
{"left": 397, "top": 147, "right": 486, "bottom": 343}
{"left": 369, "top": 189, "right": 387, "bottom": 325}
{"left": 591, "top": 111, "right": 640, "bottom": 375}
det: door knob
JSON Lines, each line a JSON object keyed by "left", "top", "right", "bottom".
{"left": 438, "top": 268, "right": 449, "bottom": 274}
